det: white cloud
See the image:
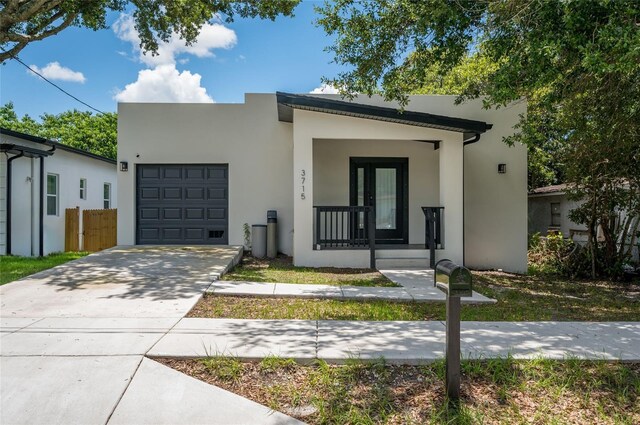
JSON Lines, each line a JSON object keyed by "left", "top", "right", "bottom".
{"left": 310, "top": 83, "right": 339, "bottom": 94}
{"left": 114, "top": 64, "right": 213, "bottom": 103}
{"left": 28, "top": 62, "right": 86, "bottom": 83}
{"left": 113, "top": 14, "right": 237, "bottom": 66}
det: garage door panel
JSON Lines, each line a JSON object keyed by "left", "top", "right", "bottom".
{"left": 137, "top": 164, "right": 228, "bottom": 245}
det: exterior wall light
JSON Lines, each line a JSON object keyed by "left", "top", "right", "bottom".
{"left": 498, "top": 163, "right": 507, "bottom": 174}
{"left": 120, "top": 161, "right": 128, "bottom": 172}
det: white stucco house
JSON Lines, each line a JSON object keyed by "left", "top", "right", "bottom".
{"left": 117, "top": 93, "right": 527, "bottom": 273}
{"left": 1, "top": 128, "right": 117, "bottom": 256}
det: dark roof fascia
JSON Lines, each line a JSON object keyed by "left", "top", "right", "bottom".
{"left": 0, "top": 143, "right": 54, "bottom": 158}
{"left": 276, "top": 92, "right": 493, "bottom": 134}
{"left": 0, "top": 127, "right": 116, "bottom": 165}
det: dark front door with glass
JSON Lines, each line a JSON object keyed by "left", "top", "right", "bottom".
{"left": 350, "top": 157, "right": 408, "bottom": 244}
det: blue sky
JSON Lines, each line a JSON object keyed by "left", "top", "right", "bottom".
{"left": 1, "top": 2, "right": 342, "bottom": 119}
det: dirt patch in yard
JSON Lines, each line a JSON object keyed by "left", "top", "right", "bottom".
{"left": 157, "top": 357, "right": 640, "bottom": 424}
{"left": 222, "top": 255, "right": 397, "bottom": 287}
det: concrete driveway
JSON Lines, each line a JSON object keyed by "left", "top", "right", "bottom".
{"left": 0, "top": 246, "right": 302, "bottom": 425}
{"left": 1, "top": 246, "right": 241, "bottom": 318}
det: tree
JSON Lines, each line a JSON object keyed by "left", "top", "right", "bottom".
{"left": 317, "top": 0, "right": 640, "bottom": 276}
{"left": 0, "top": 102, "right": 117, "bottom": 159}
{"left": 0, "top": 0, "right": 300, "bottom": 62}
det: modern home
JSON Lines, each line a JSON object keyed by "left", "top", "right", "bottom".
{"left": 1, "top": 128, "right": 117, "bottom": 256}
{"left": 117, "top": 93, "right": 527, "bottom": 273}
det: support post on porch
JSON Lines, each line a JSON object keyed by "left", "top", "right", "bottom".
{"left": 439, "top": 136, "right": 465, "bottom": 264}
{"left": 368, "top": 206, "right": 376, "bottom": 269}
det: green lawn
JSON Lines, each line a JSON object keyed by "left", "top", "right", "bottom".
{"left": 0, "top": 252, "right": 89, "bottom": 285}
{"left": 191, "top": 271, "right": 640, "bottom": 321}
{"left": 161, "top": 356, "right": 640, "bottom": 424}
{"left": 222, "top": 255, "right": 397, "bottom": 287}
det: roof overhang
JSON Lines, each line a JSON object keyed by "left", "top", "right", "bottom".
{"left": 276, "top": 92, "right": 493, "bottom": 134}
{"left": 0, "top": 143, "right": 54, "bottom": 158}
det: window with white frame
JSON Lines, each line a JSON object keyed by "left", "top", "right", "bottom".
{"left": 46, "top": 174, "right": 59, "bottom": 216}
{"left": 80, "top": 178, "right": 87, "bottom": 200}
{"left": 103, "top": 183, "right": 111, "bottom": 209}
{"left": 550, "top": 202, "right": 561, "bottom": 227}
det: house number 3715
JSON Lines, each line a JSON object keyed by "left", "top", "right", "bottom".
{"left": 300, "top": 169, "right": 306, "bottom": 200}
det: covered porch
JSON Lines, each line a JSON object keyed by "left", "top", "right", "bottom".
{"left": 277, "top": 92, "right": 492, "bottom": 269}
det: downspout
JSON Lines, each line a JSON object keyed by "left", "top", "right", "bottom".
{"left": 462, "top": 133, "right": 482, "bottom": 266}
{"left": 6, "top": 152, "right": 25, "bottom": 255}
{"left": 40, "top": 146, "right": 54, "bottom": 257}
{"left": 30, "top": 158, "right": 34, "bottom": 256}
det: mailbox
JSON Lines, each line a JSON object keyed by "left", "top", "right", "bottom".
{"left": 435, "top": 259, "right": 472, "bottom": 298}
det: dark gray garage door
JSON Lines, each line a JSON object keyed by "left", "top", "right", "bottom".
{"left": 136, "top": 164, "right": 228, "bottom": 244}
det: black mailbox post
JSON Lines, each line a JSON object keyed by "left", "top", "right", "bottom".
{"left": 435, "top": 259, "right": 473, "bottom": 400}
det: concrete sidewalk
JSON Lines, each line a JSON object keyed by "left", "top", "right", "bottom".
{"left": 1, "top": 246, "right": 303, "bottom": 425}
{"left": 148, "top": 319, "right": 640, "bottom": 363}
{"left": 208, "top": 268, "right": 496, "bottom": 304}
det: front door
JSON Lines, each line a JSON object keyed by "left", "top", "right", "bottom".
{"left": 350, "top": 157, "right": 408, "bottom": 244}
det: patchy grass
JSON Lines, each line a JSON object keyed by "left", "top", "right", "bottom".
{"left": 159, "top": 356, "right": 640, "bottom": 424}
{"left": 222, "top": 255, "right": 397, "bottom": 287}
{"left": 190, "top": 271, "right": 639, "bottom": 321}
{"left": 188, "top": 296, "right": 444, "bottom": 320}
{"left": 0, "top": 252, "right": 88, "bottom": 285}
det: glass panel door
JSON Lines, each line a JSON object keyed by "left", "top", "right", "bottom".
{"left": 350, "top": 158, "right": 407, "bottom": 244}
{"left": 375, "top": 168, "right": 397, "bottom": 230}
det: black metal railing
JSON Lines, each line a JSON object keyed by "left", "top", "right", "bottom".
{"left": 422, "top": 206, "right": 445, "bottom": 268}
{"left": 314, "top": 205, "right": 376, "bottom": 268}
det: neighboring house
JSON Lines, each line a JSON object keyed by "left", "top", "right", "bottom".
{"left": 528, "top": 184, "right": 585, "bottom": 238}
{"left": 529, "top": 183, "right": 640, "bottom": 263}
{"left": 1, "top": 128, "right": 117, "bottom": 256}
{"left": 117, "top": 93, "right": 527, "bottom": 273}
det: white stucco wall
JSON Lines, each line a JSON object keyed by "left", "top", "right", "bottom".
{"left": 313, "top": 138, "right": 439, "bottom": 245}
{"left": 117, "top": 94, "right": 294, "bottom": 253}
{"left": 306, "top": 95, "right": 528, "bottom": 272}
{"left": 0, "top": 135, "right": 117, "bottom": 256}
{"left": 117, "top": 93, "right": 526, "bottom": 273}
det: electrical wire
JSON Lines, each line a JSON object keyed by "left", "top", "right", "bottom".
{"left": 2, "top": 48, "right": 107, "bottom": 115}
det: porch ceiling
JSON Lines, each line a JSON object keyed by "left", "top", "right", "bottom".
{"left": 276, "top": 92, "right": 493, "bottom": 134}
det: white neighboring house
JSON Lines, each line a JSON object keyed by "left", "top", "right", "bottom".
{"left": 117, "top": 93, "right": 527, "bottom": 273}
{"left": 1, "top": 128, "right": 117, "bottom": 256}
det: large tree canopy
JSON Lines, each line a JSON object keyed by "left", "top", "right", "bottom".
{"left": 0, "top": 0, "right": 300, "bottom": 62}
{"left": 1, "top": 102, "right": 117, "bottom": 159}
{"left": 317, "top": 0, "right": 640, "bottom": 276}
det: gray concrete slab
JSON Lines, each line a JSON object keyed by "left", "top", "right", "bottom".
{"left": 0, "top": 246, "right": 242, "bottom": 318}
{"left": 0, "top": 331, "right": 165, "bottom": 356}
{"left": 0, "top": 317, "right": 43, "bottom": 332}
{"left": 564, "top": 322, "right": 640, "bottom": 360}
{"left": 316, "top": 320, "right": 448, "bottom": 363}
{"left": 148, "top": 318, "right": 317, "bottom": 360}
{"left": 1, "top": 355, "right": 141, "bottom": 425}
{"left": 340, "top": 286, "right": 414, "bottom": 302}
{"left": 108, "top": 358, "right": 303, "bottom": 425}
{"left": 380, "top": 268, "right": 495, "bottom": 303}
{"left": 22, "top": 317, "right": 179, "bottom": 333}
{"left": 273, "top": 283, "right": 343, "bottom": 298}
{"left": 209, "top": 281, "right": 276, "bottom": 296}
{"left": 459, "top": 322, "right": 630, "bottom": 360}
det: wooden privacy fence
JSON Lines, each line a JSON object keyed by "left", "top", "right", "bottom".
{"left": 64, "top": 208, "right": 117, "bottom": 252}
{"left": 65, "top": 207, "right": 80, "bottom": 251}
{"left": 83, "top": 209, "right": 117, "bottom": 252}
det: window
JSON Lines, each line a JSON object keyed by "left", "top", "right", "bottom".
{"left": 551, "top": 202, "right": 561, "bottom": 226}
{"left": 103, "top": 183, "right": 111, "bottom": 209}
{"left": 46, "top": 174, "right": 59, "bottom": 216}
{"left": 79, "top": 178, "right": 87, "bottom": 200}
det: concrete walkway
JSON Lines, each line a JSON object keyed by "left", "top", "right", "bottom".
{"left": 208, "top": 268, "right": 495, "bottom": 304}
{"left": 1, "top": 246, "right": 302, "bottom": 425}
{"left": 147, "top": 318, "right": 640, "bottom": 363}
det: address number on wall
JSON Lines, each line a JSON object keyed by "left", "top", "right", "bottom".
{"left": 300, "top": 169, "right": 306, "bottom": 200}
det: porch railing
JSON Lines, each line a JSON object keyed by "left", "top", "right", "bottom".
{"left": 314, "top": 205, "right": 376, "bottom": 268}
{"left": 422, "top": 206, "right": 445, "bottom": 268}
